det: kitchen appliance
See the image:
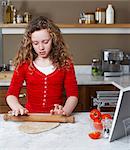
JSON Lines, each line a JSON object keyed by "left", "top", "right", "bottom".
{"left": 93, "top": 91, "right": 119, "bottom": 114}
{"left": 102, "top": 49, "right": 124, "bottom": 76}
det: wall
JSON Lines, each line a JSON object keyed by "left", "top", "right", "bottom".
{"left": 2, "top": 0, "right": 130, "bottom": 64}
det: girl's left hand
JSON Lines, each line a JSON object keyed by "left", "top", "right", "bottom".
{"left": 50, "top": 104, "right": 66, "bottom": 115}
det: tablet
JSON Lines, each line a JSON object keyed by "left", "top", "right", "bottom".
{"left": 109, "top": 87, "right": 130, "bottom": 142}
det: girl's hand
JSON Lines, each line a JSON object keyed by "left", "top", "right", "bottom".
{"left": 50, "top": 104, "right": 66, "bottom": 115}
{"left": 8, "top": 107, "right": 29, "bottom": 116}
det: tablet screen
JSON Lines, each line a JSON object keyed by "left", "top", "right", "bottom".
{"left": 109, "top": 87, "right": 130, "bottom": 142}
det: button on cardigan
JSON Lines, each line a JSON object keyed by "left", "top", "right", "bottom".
{"left": 6, "top": 61, "right": 78, "bottom": 113}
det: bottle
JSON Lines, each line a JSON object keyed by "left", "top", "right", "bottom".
{"left": 8, "top": 59, "right": 15, "bottom": 71}
{"left": 106, "top": 4, "right": 115, "bottom": 24}
{"left": 10, "top": 4, "right": 14, "bottom": 23}
{"left": 2, "top": 64, "right": 7, "bottom": 71}
{"left": 5, "top": 0, "right": 12, "bottom": 23}
{"left": 13, "top": 8, "right": 17, "bottom": 24}
{"left": 1, "top": 0, "right": 7, "bottom": 23}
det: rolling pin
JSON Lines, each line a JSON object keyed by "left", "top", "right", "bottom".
{"left": 3, "top": 114, "right": 75, "bottom": 123}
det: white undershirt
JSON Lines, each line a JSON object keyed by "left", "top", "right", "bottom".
{"left": 33, "top": 62, "right": 56, "bottom": 75}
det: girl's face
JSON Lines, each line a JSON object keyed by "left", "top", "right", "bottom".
{"left": 31, "top": 29, "right": 52, "bottom": 59}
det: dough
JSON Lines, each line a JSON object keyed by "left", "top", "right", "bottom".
{"left": 18, "top": 122, "right": 60, "bottom": 134}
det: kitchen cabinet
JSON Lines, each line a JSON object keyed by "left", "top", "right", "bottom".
{"left": 0, "top": 86, "right": 26, "bottom": 113}
{"left": 77, "top": 84, "right": 119, "bottom": 112}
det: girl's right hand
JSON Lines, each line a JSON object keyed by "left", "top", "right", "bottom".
{"left": 8, "top": 107, "right": 29, "bottom": 116}
{"left": 50, "top": 104, "right": 66, "bottom": 115}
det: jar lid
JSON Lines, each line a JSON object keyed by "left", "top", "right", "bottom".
{"left": 96, "top": 8, "right": 106, "bottom": 12}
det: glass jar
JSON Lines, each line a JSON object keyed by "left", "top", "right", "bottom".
{"left": 102, "top": 118, "right": 112, "bottom": 138}
{"left": 17, "top": 14, "right": 23, "bottom": 24}
{"left": 79, "top": 11, "right": 86, "bottom": 24}
{"left": 84, "top": 13, "right": 95, "bottom": 24}
{"left": 91, "top": 58, "right": 102, "bottom": 76}
{"left": 24, "top": 12, "right": 31, "bottom": 23}
{"left": 95, "top": 8, "right": 106, "bottom": 24}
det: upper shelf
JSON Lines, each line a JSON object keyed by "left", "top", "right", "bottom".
{"left": 1, "top": 23, "right": 130, "bottom": 34}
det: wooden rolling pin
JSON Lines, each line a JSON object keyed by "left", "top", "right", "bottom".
{"left": 3, "top": 114, "right": 75, "bottom": 123}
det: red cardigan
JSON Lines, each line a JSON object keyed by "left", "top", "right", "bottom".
{"left": 6, "top": 62, "right": 78, "bottom": 113}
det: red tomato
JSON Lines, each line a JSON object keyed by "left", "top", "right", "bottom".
{"left": 88, "top": 131, "right": 101, "bottom": 139}
{"left": 101, "top": 114, "right": 112, "bottom": 120}
{"left": 90, "top": 109, "right": 102, "bottom": 120}
{"left": 93, "top": 118, "right": 102, "bottom": 122}
{"left": 93, "top": 118, "right": 103, "bottom": 130}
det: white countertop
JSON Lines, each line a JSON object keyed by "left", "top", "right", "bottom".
{"left": 0, "top": 113, "right": 129, "bottom": 150}
{"left": 76, "top": 74, "right": 130, "bottom": 89}
{"left": 1, "top": 74, "right": 130, "bottom": 90}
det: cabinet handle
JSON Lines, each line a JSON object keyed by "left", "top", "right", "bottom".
{"left": 19, "top": 93, "right": 26, "bottom": 98}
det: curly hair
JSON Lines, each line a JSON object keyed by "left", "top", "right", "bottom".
{"left": 14, "top": 16, "right": 72, "bottom": 69}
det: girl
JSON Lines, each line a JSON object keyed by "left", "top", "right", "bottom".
{"left": 6, "top": 16, "right": 78, "bottom": 116}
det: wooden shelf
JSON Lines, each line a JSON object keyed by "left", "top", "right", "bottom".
{"left": 54, "top": 23, "right": 130, "bottom": 28}
{"left": 1, "top": 23, "right": 130, "bottom": 34}
{"left": 1, "top": 23, "right": 130, "bottom": 28}
{"left": 0, "top": 23, "right": 27, "bottom": 28}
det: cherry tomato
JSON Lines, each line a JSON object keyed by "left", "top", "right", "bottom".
{"left": 90, "top": 109, "right": 102, "bottom": 120}
{"left": 101, "top": 114, "right": 112, "bottom": 120}
{"left": 88, "top": 131, "right": 101, "bottom": 139}
{"left": 93, "top": 118, "right": 103, "bottom": 130}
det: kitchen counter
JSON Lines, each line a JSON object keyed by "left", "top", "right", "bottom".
{"left": 1, "top": 73, "right": 130, "bottom": 90}
{"left": 76, "top": 74, "right": 130, "bottom": 89}
{"left": 0, "top": 112, "right": 129, "bottom": 150}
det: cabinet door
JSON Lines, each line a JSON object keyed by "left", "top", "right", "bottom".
{"left": 0, "top": 86, "right": 10, "bottom": 113}
{"left": 0, "top": 86, "right": 26, "bottom": 113}
{"left": 62, "top": 85, "right": 89, "bottom": 112}
{"left": 75, "top": 85, "right": 89, "bottom": 112}
{"left": 75, "top": 84, "right": 119, "bottom": 112}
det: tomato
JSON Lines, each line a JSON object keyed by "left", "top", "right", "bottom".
{"left": 93, "top": 118, "right": 102, "bottom": 122}
{"left": 93, "top": 118, "right": 103, "bottom": 130}
{"left": 88, "top": 131, "right": 101, "bottom": 139}
{"left": 90, "top": 109, "right": 102, "bottom": 120}
{"left": 101, "top": 114, "right": 112, "bottom": 120}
